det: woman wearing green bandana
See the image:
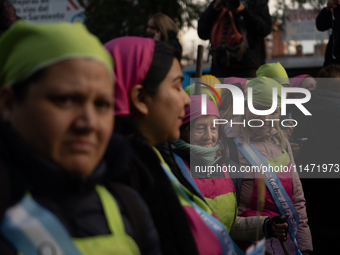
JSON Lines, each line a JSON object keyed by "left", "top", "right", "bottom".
{"left": 224, "top": 77, "right": 312, "bottom": 254}
{"left": 0, "top": 21, "right": 161, "bottom": 255}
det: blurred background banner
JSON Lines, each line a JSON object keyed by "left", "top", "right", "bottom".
{"left": 284, "top": 9, "right": 329, "bottom": 41}
{"left": 9, "top": 0, "right": 87, "bottom": 23}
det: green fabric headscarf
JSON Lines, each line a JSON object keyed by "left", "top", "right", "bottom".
{"left": 245, "top": 77, "right": 283, "bottom": 107}
{"left": 0, "top": 20, "right": 113, "bottom": 86}
{"left": 256, "top": 62, "right": 289, "bottom": 86}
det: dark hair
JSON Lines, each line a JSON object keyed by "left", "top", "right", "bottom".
{"left": 318, "top": 64, "right": 340, "bottom": 78}
{"left": 114, "top": 115, "right": 143, "bottom": 140}
{"left": 11, "top": 69, "right": 47, "bottom": 102}
{"left": 317, "top": 64, "right": 340, "bottom": 94}
{"left": 141, "top": 40, "right": 181, "bottom": 96}
{"left": 179, "top": 122, "right": 191, "bottom": 136}
{"left": 151, "top": 13, "right": 178, "bottom": 42}
{"left": 0, "top": 1, "right": 18, "bottom": 36}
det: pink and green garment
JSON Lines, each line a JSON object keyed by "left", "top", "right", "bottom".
{"left": 153, "top": 148, "right": 236, "bottom": 255}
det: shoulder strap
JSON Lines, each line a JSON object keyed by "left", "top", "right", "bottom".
{"left": 173, "top": 153, "right": 206, "bottom": 202}
{"left": 106, "top": 181, "right": 148, "bottom": 253}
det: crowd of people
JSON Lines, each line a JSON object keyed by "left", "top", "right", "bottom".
{"left": 0, "top": 0, "right": 340, "bottom": 255}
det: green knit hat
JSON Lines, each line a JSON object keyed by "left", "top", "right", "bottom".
{"left": 256, "top": 62, "right": 289, "bottom": 86}
{"left": 0, "top": 20, "right": 113, "bottom": 86}
{"left": 245, "top": 77, "right": 283, "bottom": 107}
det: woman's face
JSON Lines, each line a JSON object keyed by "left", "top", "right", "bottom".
{"left": 245, "top": 102, "right": 280, "bottom": 137}
{"left": 144, "top": 58, "right": 190, "bottom": 145}
{"left": 3, "top": 59, "right": 114, "bottom": 177}
{"left": 147, "top": 18, "right": 157, "bottom": 38}
{"left": 300, "top": 77, "right": 316, "bottom": 91}
{"left": 189, "top": 115, "right": 219, "bottom": 147}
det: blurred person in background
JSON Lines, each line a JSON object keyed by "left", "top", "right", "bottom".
{"left": 285, "top": 74, "right": 316, "bottom": 165}
{"left": 292, "top": 64, "right": 340, "bottom": 254}
{"left": 256, "top": 62, "right": 298, "bottom": 151}
{"left": 316, "top": 0, "right": 340, "bottom": 67}
{"left": 146, "top": 13, "right": 182, "bottom": 59}
{"left": 0, "top": 0, "right": 18, "bottom": 36}
{"left": 289, "top": 75, "right": 316, "bottom": 92}
{"left": 224, "top": 78, "right": 312, "bottom": 254}
{"left": 0, "top": 21, "right": 161, "bottom": 255}
{"left": 293, "top": 65, "right": 340, "bottom": 165}
{"left": 198, "top": 0, "right": 271, "bottom": 78}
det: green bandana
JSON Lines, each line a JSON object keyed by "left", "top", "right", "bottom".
{"left": 0, "top": 21, "right": 113, "bottom": 86}
{"left": 174, "top": 139, "right": 220, "bottom": 166}
{"left": 256, "top": 62, "right": 289, "bottom": 86}
{"left": 245, "top": 77, "right": 283, "bottom": 107}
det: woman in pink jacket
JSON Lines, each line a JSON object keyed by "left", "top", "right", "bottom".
{"left": 224, "top": 77, "right": 312, "bottom": 255}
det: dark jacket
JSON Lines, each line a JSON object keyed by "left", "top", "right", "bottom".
{"left": 316, "top": 7, "right": 340, "bottom": 67}
{"left": 168, "top": 32, "right": 183, "bottom": 60}
{"left": 121, "top": 140, "right": 199, "bottom": 255}
{"left": 198, "top": 0, "right": 272, "bottom": 77}
{"left": 0, "top": 121, "right": 161, "bottom": 255}
{"left": 291, "top": 89, "right": 340, "bottom": 254}
{"left": 292, "top": 89, "right": 340, "bottom": 165}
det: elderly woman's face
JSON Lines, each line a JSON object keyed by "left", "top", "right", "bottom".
{"left": 182, "top": 115, "right": 219, "bottom": 147}
{"left": 4, "top": 59, "right": 114, "bottom": 176}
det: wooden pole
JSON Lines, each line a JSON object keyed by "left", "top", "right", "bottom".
{"left": 194, "top": 45, "right": 204, "bottom": 95}
{"left": 256, "top": 178, "right": 266, "bottom": 241}
{"left": 269, "top": 216, "right": 290, "bottom": 255}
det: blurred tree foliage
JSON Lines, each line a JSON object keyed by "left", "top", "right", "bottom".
{"left": 81, "top": 0, "right": 329, "bottom": 43}
{"left": 82, "top": 0, "right": 209, "bottom": 44}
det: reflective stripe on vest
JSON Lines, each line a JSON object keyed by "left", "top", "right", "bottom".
{"left": 174, "top": 152, "right": 238, "bottom": 232}
{"left": 173, "top": 152, "right": 206, "bottom": 202}
{"left": 234, "top": 139, "right": 302, "bottom": 255}
{"left": 153, "top": 147, "right": 236, "bottom": 255}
